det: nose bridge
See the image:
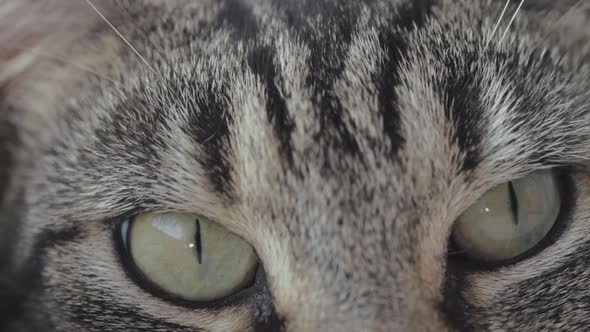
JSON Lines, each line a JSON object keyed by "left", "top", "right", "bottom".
{"left": 266, "top": 165, "right": 450, "bottom": 331}
{"left": 272, "top": 214, "right": 447, "bottom": 332}
{"left": 280, "top": 271, "right": 448, "bottom": 332}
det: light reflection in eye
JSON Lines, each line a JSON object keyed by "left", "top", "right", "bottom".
{"left": 151, "top": 215, "right": 183, "bottom": 240}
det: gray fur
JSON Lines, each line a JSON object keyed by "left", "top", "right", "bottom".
{"left": 0, "top": 0, "right": 589, "bottom": 331}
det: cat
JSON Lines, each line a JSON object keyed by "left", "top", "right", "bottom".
{"left": 0, "top": 0, "right": 589, "bottom": 331}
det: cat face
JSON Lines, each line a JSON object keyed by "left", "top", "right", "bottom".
{"left": 1, "top": 0, "right": 589, "bottom": 331}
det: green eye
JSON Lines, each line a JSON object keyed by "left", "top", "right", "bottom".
{"left": 452, "top": 170, "right": 561, "bottom": 263}
{"left": 119, "top": 212, "right": 259, "bottom": 302}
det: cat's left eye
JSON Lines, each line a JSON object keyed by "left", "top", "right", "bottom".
{"left": 117, "top": 212, "right": 259, "bottom": 303}
{"left": 451, "top": 170, "right": 562, "bottom": 264}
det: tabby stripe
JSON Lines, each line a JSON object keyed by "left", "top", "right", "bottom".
{"left": 68, "top": 287, "right": 202, "bottom": 331}
{"left": 247, "top": 45, "right": 296, "bottom": 166}
{"left": 281, "top": 0, "right": 367, "bottom": 164}
{"left": 217, "top": 0, "right": 259, "bottom": 40}
{"left": 377, "top": 27, "right": 407, "bottom": 157}
{"left": 441, "top": 53, "right": 484, "bottom": 172}
{"left": 189, "top": 81, "right": 235, "bottom": 198}
{"left": 175, "top": 0, "right": 261, "bottom": 199}
{"left": 96, "top": 90, "right": 169, "bottom": 168}
{"left": 377, "top": 0, "right": 436, "bottom": 156}
{"left": 1, "top": 226, "right": 81, "bottom": 331}
{"left": 220, "top": 0, "right": 298, "bottom": 167}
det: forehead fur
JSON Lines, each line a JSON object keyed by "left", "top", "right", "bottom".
{"left": 1, "top": 0, "right": 590, "bottom": 331}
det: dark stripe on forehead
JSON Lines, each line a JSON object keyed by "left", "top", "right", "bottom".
{"left": 377, "top": 0, "right": 436, "bottom": 157}
{"left": 96, "top": 91, "right": 169, "bottom": 168}
{"left": 440, "top": 53, "right": 484, "bottom": 173}
{"left": 217, "top": 0, "right": 259, "bottom": 40}
{"left": 247, "top": 46, "right": 296, "bottom": 167}
{"left": 377, "top": 29, "right": 406, "bottom": 157}
{"left": 279, "top": 0, "right": 366, "bottom": 166}
{"left": 188, "top": 82, "right": 235, "bottom": 198}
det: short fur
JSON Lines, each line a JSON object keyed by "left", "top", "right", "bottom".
{"left": 1, "top": 0, "right": 589, "bottom": 331}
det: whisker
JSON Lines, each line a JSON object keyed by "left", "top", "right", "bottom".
{"left": 485, "top": 0, "right": 511, "bottom": 49}
{"left": 84, "top": 0, "right": 157, "bottom": 75}
{"left": 498, "top": 0, "right": 526, "bottom": 45}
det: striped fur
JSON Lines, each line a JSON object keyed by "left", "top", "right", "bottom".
{"left": 1, "top": 0, "right": 589, "bottom": 331}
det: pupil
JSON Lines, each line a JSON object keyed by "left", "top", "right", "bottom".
{"left": 195, "top": 219, "right": 203, "bottom": 264}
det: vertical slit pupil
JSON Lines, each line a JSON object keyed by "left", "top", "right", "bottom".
{"left": 195, "top": 219, "right": 203, "bottom": 264}
{"left": 507, "top": 181, "right": 519, "bottom": 225}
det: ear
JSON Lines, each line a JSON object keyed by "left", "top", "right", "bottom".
{"left": 0, "top": 0, "right": 118, "bottom": 113}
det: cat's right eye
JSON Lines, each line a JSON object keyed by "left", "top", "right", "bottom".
{"left": 117, "top": 212, "right": 259, "bottom": 303}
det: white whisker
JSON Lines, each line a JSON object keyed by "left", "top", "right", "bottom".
{"left": 84, "top": 0, "right": 157, "bottom": 75}
{"left": 499, "top": 0, "right": 526, "bottom": 45}
{"left": 485, "top": 0, "right": 511, "bottom": 49}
